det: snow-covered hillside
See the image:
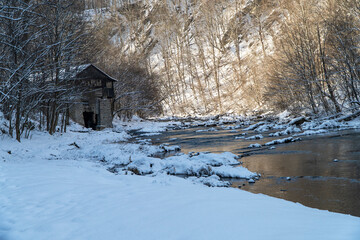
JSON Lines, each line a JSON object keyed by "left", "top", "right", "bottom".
{"left": 86, "top": 0, "right": 360, "bottom": 118}
{"left": 89, "top": 0, "right": 282, "bottom": 115}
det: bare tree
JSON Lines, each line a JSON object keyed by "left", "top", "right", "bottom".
{"left": 0, "top": 0, "right": 49, "bottom": 141}
{"left": 38, "top": 0, "right": 88, "bottom": 135}
{"left": 0, "top": 0, "right": 89, "bottom": 140}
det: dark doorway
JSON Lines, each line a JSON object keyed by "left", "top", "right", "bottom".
{"left": 83, "top": 112, "right": 96, "bottom": 129}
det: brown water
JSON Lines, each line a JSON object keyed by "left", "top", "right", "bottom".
{"left": 143, "top": 125, "right": 360, "bottom": 217}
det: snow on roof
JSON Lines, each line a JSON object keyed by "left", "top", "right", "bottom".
{"left": 74, "top": 64, "right": 118, "bottom": 82}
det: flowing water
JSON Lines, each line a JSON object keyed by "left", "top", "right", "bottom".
{"left": 142, "top": 125, "right": 360, "bottom": 217}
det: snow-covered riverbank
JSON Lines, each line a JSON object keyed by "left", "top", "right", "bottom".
{"left": 1, "top": 116, "right": 360, "bottom": 239}
{"left": 1, "top": 158, "right": 360, "bottom": 240}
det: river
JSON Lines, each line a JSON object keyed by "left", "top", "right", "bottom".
{"left": 139, "top": 124, "right": 360, "bottom": 217}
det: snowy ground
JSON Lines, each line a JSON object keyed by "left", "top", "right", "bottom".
{"left": 1, "top": 116, "right": 360, "bottom": 239}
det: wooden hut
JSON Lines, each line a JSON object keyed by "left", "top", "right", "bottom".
{"left": 69, "top": 64, "right": 116, "bottom": 129}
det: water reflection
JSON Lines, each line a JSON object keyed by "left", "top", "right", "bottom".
{"left": 232, "top": 177, "right": 360, "bottom": 217}
{"left": 146, "top": 126, "right": 360, "bottom": 216}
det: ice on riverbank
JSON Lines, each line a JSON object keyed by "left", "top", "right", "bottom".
{"left": 1, "top": 119, "right": 257, "bottom": 185}
{"left": 117, "top": 151, "right": 256, "bottom": 179}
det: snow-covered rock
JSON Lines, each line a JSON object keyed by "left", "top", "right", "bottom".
{"left": 277, "top": 110, "right": 291, "bottom": 122}
{"left": 316, "top": 120, "right": 341, "bottom": 129}
{"left": 254, "top": 123, "right": 274, "bottom": 132}
{"left": 243, "top": 121, "right": 266, "bottom": 131}
{"left": 117, "top": 151, "right": 255, "bottom": 180}
{"left": 288, "top": 116, "right": 307, "bottom": 125}
{"left": 245, "top": 134, "right": 264, "bottom": 140}
{"left": 269, "top": 126, "right": 301, "bottom": 137}
{"left": 264, "top": 137, "right": 302, "bottom": 146}
{"left": 248, "top": 143, "right": 262, "bottom": 148}
{"left": 160, "top": 144, "right": 181, "bottom": 152}
{"left": 188, "top": 175, "right": 231, "bottom": 187}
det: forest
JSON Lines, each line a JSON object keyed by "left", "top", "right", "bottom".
{"left": 1, "top": 0, "right": 359, "bottom": 141}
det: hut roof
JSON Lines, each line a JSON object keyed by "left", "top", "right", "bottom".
{"left": 75, "top": 64, "right": 117, "bottom": 82}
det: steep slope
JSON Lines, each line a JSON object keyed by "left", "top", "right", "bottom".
{"left": 86, "top": 0, "right": 360, "bottom": 116}
{"left": 86, "top": 0, "right": 283, "bottom": 115}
